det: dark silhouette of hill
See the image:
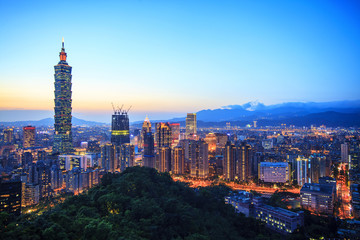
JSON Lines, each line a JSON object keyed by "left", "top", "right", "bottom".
{"left": 0, "top": 117, "right": 106, "bottom": 127}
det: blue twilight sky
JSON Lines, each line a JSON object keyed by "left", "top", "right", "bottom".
{"left": 0, "top": 0, "right": 359, "bottom": 122}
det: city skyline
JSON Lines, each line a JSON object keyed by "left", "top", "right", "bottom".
{"left": 1, "top": 1, "right": 360, "bottom": 122}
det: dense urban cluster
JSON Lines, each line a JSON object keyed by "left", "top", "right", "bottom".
{"left": 1, "top": 41, "right": 360, "bottom": 239}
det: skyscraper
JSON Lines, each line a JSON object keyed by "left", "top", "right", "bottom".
{"left": 189, "top": 140, "right": 209, "bottom": 178}
{"left": 3, "top": 128, "right": 14, "bottom": 144}
{"left": 23, "top": 126, "right": 36, "bottom": 148}
{"left": 101, "top": 143, "right": 116, "bottom": 172}
{"left": 118, "top": 143, "right": 135, "bottom": 172}
{"left": 139, "top": 116, "right": 151, "bottom": 150}
{"left": 53, "top": 39, "right": 73, "bottom": 154}
{"left": 143, "top": 132, "right": 155, "bottom": 168}
{"left": 155, "top": 122, "right": 172, "bottom": 148}
{"left": 172, "top": 146, "right": 185, "bottom": 174}
{"left": 186, "top": 113, "right": 197, "bottom": 139}
{"left": 111, "top": 109, "right": 130, "bottom": 146}
{"left": 236, "top": 142, "right": 252, "bottom": 181}
{"left": 224, "top": 141, "right": 236, "bottom": 181}
{"left": 170, "top": 123, "right": 180, "bottom": 146}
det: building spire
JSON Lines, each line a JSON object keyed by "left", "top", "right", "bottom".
{"left": 59, "top": 38, "right": 67, "bottom": 62}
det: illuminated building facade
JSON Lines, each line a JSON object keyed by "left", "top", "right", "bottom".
{"left": 236, "top": 142, "right": 252, "bottom": 182}
{"left": 254, "top": 199, "right": 304, "bottom": 234}
{"left": 172, "top": 146, "right": 185, "bottom": 174}
{"left": 157, "top": 146, "right": 171, "bottom": 172}
{"left": 139, "top": 116, "right": 151, "bottom": 149}
{"left": 185, "top": 113, "right": 197, "bottom": 139}
{"left": 111, "top": 110, "right": 130, "bottom": 146}
{"left": 53, "top": 39, "right": 73, "bottom": 154}
{"left": 0, "top": 180, "right": 22, "bottom": 216}
{"left": 300, "top": 183, "right": 335, "bottom": 215}
{"left": 23, "top": 126, "right": 36, "bottom": 148}
{"left": 3, "top": 128, "right": 14, "bottom": 144}
{"left": 259, "top": 162, "right": 290, "bottom": 183}
{"left": 189, "top": 140, "right": 209, "bottom": 178}
{"left": 224, "top": 141, "right": 236, "bottom": 181}
{"left": 155, "top": 122, "right": 172, "bottom": 148}
{"left": 170, "top": 123, "right": 180, "bottom": 146}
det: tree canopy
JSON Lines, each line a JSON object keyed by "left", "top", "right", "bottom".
{"left": 1, "top": 166, "right": 278, "bottom": 240}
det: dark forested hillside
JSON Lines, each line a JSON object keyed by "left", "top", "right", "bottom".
{"left": 1, "top": 167, "right": 279, "bottom": 240}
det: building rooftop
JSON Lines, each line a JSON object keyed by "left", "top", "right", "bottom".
{"left": 300, "top": 183, "right": 335, "bottom": 195}
{"left": 260, "top": 162, "right": 288, "bottom": 167}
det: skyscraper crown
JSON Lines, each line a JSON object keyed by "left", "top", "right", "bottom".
{"left": 59, "top": 38, "right": 67, "bottom": 62}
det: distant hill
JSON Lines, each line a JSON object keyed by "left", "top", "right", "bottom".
{"left": 0, "top": 117, "right": 106, "bottom": 127}
{"left": 131, "top": 100, "right": 360, "bottom": 128}
{"left": 195, "top": 100, "right": 360, "bottom": 122}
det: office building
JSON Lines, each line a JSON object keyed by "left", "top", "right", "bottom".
{"left": 155, "top": 122, "right": 172, "bottom": 148}
{"left": 139, "top": 116, "right": 151, "bottom": 149}
{"left": 300, "top": 183, "right": 336, "bottom": 215}
{"left": 254, "top": 199, "right": 304, "bottom": 234}
{"left": 143, "top": 132, "right": 155, "bottom": 168}
{"left": 259, "top": 162, "right": 290, "bottom": 183}
{"left": 341, "top": 143, "right": 350, "bottom": 163}
{"left": 0, "top": 180, "right": 22, "bottom": 216}
{"left": 111, "top": 109, "right": 130, "bottom": 146}
{"left": 295, "top": 156, "right": 310, "bottom": 186}
{"left": 53, "top": 39, "right": 73, "bottom": 154}
{"left": 23, "top": 126, "right": 36, "bottom": 148}
{"left": 185, "top": 113, "right": 197, "bottom": 139}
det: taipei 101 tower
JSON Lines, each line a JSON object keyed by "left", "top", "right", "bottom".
{"left": 53, "top": 38, "right": 73, "bottom": 154}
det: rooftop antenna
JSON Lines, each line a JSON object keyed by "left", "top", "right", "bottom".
{"left": 125, "top": 105, "right": 132, "bottom": 114}
{"left": 117, "top": 104, "right": 124, "bottom": 114}
{"left": 111, "top": 102, "right": 116, "bottom": 113}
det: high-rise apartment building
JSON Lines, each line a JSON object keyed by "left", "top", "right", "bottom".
{"left": 224, "top": 141, "right": 236, "bottom": 181}
{"left": 155, "top": 122, "right": 172, "bottom": 148}
{"left": 172, "top": 146, "right": 185, "bottom": 174}
{"left": 23, "top": 126, "right": 36, "bottom": 148}
{"left": 3, "top": 128, "right": 13, "bottom": 144}
{"left": 118, "top": 143, "right": 134, "bottom": 172}
{"left": 139, "top": 116, "right": 151, "bottom": 149}
{"left": 101, "top": 143, "right": 116, "bottom": 172}
{"left": 224, "top": 141, "right": 252, "bottom": 181}
{"left": 185, "top": 113, "right": 197, "bottom": 139}
{"left": 341, "top": 143, "right": 349, "bottom": 163}
{"left": 53, "top": 39, "right": 73, "bottom": 154}
{"left": 236, "top": 142, "right": 252, "bottom": 181}
{"left": 111, "top": 110, "right": 130, "bottom": 146}
{"left": 189, "top": 140, "right": 209, "bottom": 178}
{"left": 143, "top": 132, "right": 155, "bottom": 168}
{"left": 157, "top": 146, "right": 171, "bottom": 172}
{"left": 170, "top": 123, "right": 180, "bottom": 146}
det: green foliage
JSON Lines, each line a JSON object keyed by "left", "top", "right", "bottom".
{"left": 1, "top": 166, "right": 278, "bottom": 240}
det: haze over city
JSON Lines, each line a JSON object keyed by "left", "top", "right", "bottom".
{"left": 1, "top": 0, "right": 360, "bottom": 122}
